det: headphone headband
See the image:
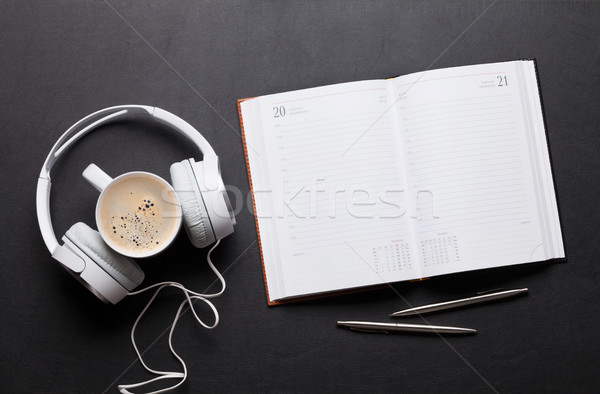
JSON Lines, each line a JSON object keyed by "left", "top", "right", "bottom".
{"left": 37, "top": 105, "right": 218, "bottom": 253}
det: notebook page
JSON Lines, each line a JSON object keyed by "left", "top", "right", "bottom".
{"left": 519, "top": 62, "right": 564, "bottom": 259}
{"left": 242, "top": 80, "right": 419, "bottom": 301}
{"left": 390, "top": 60, "right": 563, "bottom": 278}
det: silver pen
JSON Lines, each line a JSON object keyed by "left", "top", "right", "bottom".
{"left": 337, "top": 320, "right": 476, "bottom": 334}
{"left": 390, "top": 288, "right": 528, "bottom": 317}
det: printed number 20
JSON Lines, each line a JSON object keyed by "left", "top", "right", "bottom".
{"left": 273, "top": 106, "right": 286, "bottom": 118}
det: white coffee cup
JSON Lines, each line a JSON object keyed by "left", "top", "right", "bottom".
{"left": 83, "top": 164, "right": 182, "bottom": 258}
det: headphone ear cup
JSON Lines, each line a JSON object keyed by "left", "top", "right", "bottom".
{"left": 170, "top": 160, "right": 216, "bottom": 248}
{"left": 65, "top": 222, "right": 144, "bottom": 291}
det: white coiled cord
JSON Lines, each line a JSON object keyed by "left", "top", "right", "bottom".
{"left": 118, "top": 239, "right": 224, "bottom": 394}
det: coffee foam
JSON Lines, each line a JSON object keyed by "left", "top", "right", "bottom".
{"left": 98, "top": 174, "right": 180, "bottom": 255}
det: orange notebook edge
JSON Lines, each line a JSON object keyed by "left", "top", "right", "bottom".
{"left": 237, "top": 97, "right": 278, "bottom": 305}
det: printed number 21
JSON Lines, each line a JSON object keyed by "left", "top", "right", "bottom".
{"left": 497, "top": 75, "right": 508, "bottom": 87}
{"left": 273, "top": 106, "right": 286, "bottom": 118}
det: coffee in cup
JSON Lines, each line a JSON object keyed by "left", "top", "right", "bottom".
{"left": 83, "top": 164, "right": 182, "bottom": 258}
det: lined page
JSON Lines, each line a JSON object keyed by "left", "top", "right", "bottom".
{"left": 242, "top": 80, "right": 419, "bottom": 301}
{"left": 390, "top": 60, "right": 563, "bottom": 278}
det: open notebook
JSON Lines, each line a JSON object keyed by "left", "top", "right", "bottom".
{"left": 238, "top": 59, "right": 565, "bottom": 305}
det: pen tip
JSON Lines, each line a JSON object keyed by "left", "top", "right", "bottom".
{"left": 389, "top": 310, "right": 413, "bottom": 317}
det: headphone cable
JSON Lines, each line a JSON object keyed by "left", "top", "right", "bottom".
{"left": 118, "top": 239, "right": 223, "bottom": 394}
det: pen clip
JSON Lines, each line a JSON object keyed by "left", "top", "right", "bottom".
{"left": 350, "top": 327, "right": 389, "bottom": 334}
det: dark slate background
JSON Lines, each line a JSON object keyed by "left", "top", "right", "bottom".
{"left": 1, "top": 1, "right": 599, "bottom": 393}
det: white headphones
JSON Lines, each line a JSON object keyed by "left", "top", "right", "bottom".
{"left": 36, "top": 105, "right": 236, "bottom": 304}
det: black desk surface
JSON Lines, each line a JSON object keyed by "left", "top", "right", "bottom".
{"left": 2, "top": 1, "right": 599, "bottom": 393}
